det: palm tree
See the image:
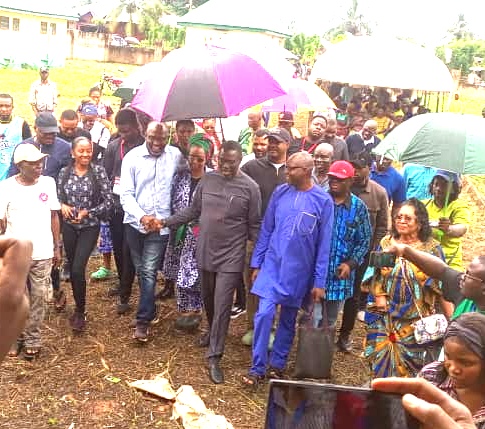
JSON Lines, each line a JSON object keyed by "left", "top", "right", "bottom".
{"left": 324, "top": 0, "right": 371, "bottom": 41}
{"left": 109, "top": 0, "right": 140, "bottom": 36}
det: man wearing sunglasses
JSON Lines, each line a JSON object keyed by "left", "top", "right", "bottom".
{"left": 385, "top": 243, "right": 485, "bottom": 319}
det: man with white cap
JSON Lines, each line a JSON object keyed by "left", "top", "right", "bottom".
{"left": 0, "top": 144, "right": 61, "bottom": 359}
{"left": 29, "top": 66, "right": 58, "bottom": 116}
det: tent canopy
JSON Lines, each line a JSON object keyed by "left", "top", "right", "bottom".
{"left": 311, "top": 36, "right": 454, "bottom": 92}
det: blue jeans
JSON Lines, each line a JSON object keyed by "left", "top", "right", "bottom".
{"left": 125, "top": 225, "right": 168, "bottom": 324}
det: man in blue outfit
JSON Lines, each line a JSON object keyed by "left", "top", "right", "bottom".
{"left": 244, "top": 152, "right": 334, "bottom": 384}
{"left": 370, "top": 155, "right": 406, "bottom": 212}
{"left": 320, "top": 160, "right": 372, "bottom": 326}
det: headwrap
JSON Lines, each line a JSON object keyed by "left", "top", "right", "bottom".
{"left": 174, "top": 133, "right": 210, "bottom": 246}
{"left": 445, "top": 316, "right": 485, "bottom": 359}
{"left": 189, "top": 133, "right": 211, "bottom": 154}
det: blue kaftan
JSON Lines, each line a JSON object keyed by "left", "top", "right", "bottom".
{"left": 250, "top": 184, "right": 334, "bottom": 308}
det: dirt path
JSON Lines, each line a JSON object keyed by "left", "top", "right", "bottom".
{"left": 0, "top": 180, "right": 484, "bottom": 429}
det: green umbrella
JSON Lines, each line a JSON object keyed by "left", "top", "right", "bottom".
{"left": 373, "top": 113, "right": 485, "bottom": 174}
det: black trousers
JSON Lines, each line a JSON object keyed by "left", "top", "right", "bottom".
{"left": 109, "top": 208, "right": 136, "bottom": 304}
{"left": 340, "top": 253, "right": 370, "bottom": 337}
{"left": 62, "top": 223, "right": 100, "bottom": 313}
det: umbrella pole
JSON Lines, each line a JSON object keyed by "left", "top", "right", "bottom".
{"left": 219, "top": 118, "right": 226, "bottom": 143}
{"left": 444, "top": 181, "right": 452, "bottom": 212}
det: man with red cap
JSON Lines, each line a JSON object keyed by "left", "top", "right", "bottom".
{"left": 316, "top": 160, "right": 371, "bottom": 328}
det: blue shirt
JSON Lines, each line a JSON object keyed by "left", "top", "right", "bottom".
{"left": 402, "top": 163, "right": 437, "bottom": 200}
{"left": 371, "top": 166, "right": 406, "bottom": 206}
{"left": 9, "top": 136, "right": 71, "bottom": 179}
{"left": 325, "top": 194, "right": 372, "bottom": 301}
{"left": 251, "top": 184, "right": 334, "bottom": 308}
{"left": 0, "top": 117, "right": 25, "bottom": 181}
{"left": 120, "top": 142, "right": 182, "bottom": 235}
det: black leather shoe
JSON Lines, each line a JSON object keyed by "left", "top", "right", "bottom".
{"left": 117, "top": 302, "right": 131, "bottom": 315}
{"left": 208, "top": 359, "right": 224, "bottom": 384}
{"left": 156, "top": 283, "right": 175, "bottom": 301}
{"left": 336, "top": 335, "right": 352, "bottom": 353}
{"left": 198, "top": 332, "right": 210, "bottom": 348}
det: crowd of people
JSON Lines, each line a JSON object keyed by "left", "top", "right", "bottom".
{"left": 1, "top": 65, "right": 485, "bottom": 428}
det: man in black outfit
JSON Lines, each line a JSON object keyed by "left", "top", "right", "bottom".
{"left": 103, "top": 109, "right": 144, "bottom": 313}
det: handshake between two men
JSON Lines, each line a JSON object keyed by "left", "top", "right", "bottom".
{"left": 140, "top": 215, "right": 167, "bottom": 233}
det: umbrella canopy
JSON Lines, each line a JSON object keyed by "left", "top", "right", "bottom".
{"left": 373, "top": 113, "right": 485, "bottom": 174}
{"left": 131, "top": 45, "right": 287, "bottom": 121}
{"left": 311, "top": 37, "right": 454, "bottom": 92}
{"left": 262, "top": 78, "right": 336, "bottom": 113}
{"left": 113, "top": 61, "right": 162, "bottom": 100}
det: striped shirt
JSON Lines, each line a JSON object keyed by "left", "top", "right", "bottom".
{"left": 325, "top": 193, "right": 372, "bottom": 301}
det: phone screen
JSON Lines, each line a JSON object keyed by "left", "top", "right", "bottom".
{"left": 264, "top": 380, "right": 419, "bottom": 429}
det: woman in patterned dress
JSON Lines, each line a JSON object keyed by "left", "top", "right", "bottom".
{"left": 365, "top": 198, "right": 444, "bottom": 378}
{"left": 163, "top": 134, "right": 210, "bottom": 330}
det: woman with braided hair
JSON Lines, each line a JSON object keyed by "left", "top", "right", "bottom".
{"left": 419, "top": 312, "right": 485, "bottom": 429}
{"left": 162, "top": 133, "right": 211, "bottom": 331}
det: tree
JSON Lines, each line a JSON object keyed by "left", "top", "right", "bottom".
{"left": 109, "top": 0, "right": 141, "bottom": 36}
{"left": 324, "top": 0, "right": 372, "bottom": 42}
{"left": 166, "top": 0, "right": 209, "bottom": 15}
{"left": 284, "top": 34, "right": 322, "bottom": 62}
{"left": 436, "top": 39, "right": 485, "bottom": 73}
{"left": 448, "top": 14, "right": 473, "bottom": 41}
{"left": 139, "top": 0, "right": 186, "bottom": 49}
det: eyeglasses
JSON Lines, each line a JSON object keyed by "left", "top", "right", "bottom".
{"left": 463, "top": 270, "right": 485, "bottom": 283}
{"left": 394, "top": 214, "right": 417, "bottom": 222}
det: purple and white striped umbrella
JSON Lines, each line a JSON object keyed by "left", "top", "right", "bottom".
{"left": 131, "top": 45, "right": 287, "bottom": 121}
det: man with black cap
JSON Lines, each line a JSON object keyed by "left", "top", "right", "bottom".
{"left": 9, "top": 112, "right": 71, "bottom": 179}
{"left": 240, "top": 127, "right": 290, "bottom": 346}
{"left": 277, "top": 111, "right": 300, "bottom": 147}
{"left": 336, "top": 150, "right": 389, "bottom": 352}
{"left": 29, "top": 66, "right": 58, "bottom": 116}
{"left": 0, "top": 93, "right": 31, "bottom": 181}
{"left": 289, "top": 114, "right": 327, "bottom": 156}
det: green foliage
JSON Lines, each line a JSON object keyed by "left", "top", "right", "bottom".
{"left": 285, "top": 34, "right": 321, "bottom": 62}
{"left": 324, "top": 0, "right": 372, "bottom": 41}
{"left": 436, "top": 39, "right": 485, "bottom": 72}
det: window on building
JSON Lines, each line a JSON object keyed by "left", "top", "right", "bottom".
{"left": 40, "top": 21, "right": 47, "bottom": 34}
{"left": 50, "top": 23, "right": 56, "bottom": 35}
{"left": 12, "top": 18, "right": 19, "bottom": 31}
{"left": 0, "top": 16, "right": 9, "bottom": 30}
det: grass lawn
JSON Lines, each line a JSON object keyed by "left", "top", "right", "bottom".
{"left": 0, "top": 60, "right": 140, "bottom": 126}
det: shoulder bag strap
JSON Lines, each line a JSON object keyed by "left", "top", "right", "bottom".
{"left": 399, "top": 257, "right": 424, "bottom": 321}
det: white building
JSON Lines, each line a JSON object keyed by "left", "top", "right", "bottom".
{"left": 0, "top": 2, "right": 77, "bottom": 68}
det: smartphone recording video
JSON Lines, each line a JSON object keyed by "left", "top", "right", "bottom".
{"left": 264, "top": 380, "right": 419, "bottom": 429}
{"left": 369, "top": 251, "right": 396, "bottom": 268}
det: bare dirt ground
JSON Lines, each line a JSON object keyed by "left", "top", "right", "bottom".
{"left": 0, "top": 178, "right": 484, "bottom": 429}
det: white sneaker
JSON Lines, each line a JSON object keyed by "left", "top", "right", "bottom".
{"left": 357, "top": 311, "right": 366, "bottom": 323}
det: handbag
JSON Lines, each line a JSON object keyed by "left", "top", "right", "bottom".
{"left": 400, "top": 259, "right": 448, "bottom": 345}
{"left": 293, "top": 301, "right": 335, "bottom": 379}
